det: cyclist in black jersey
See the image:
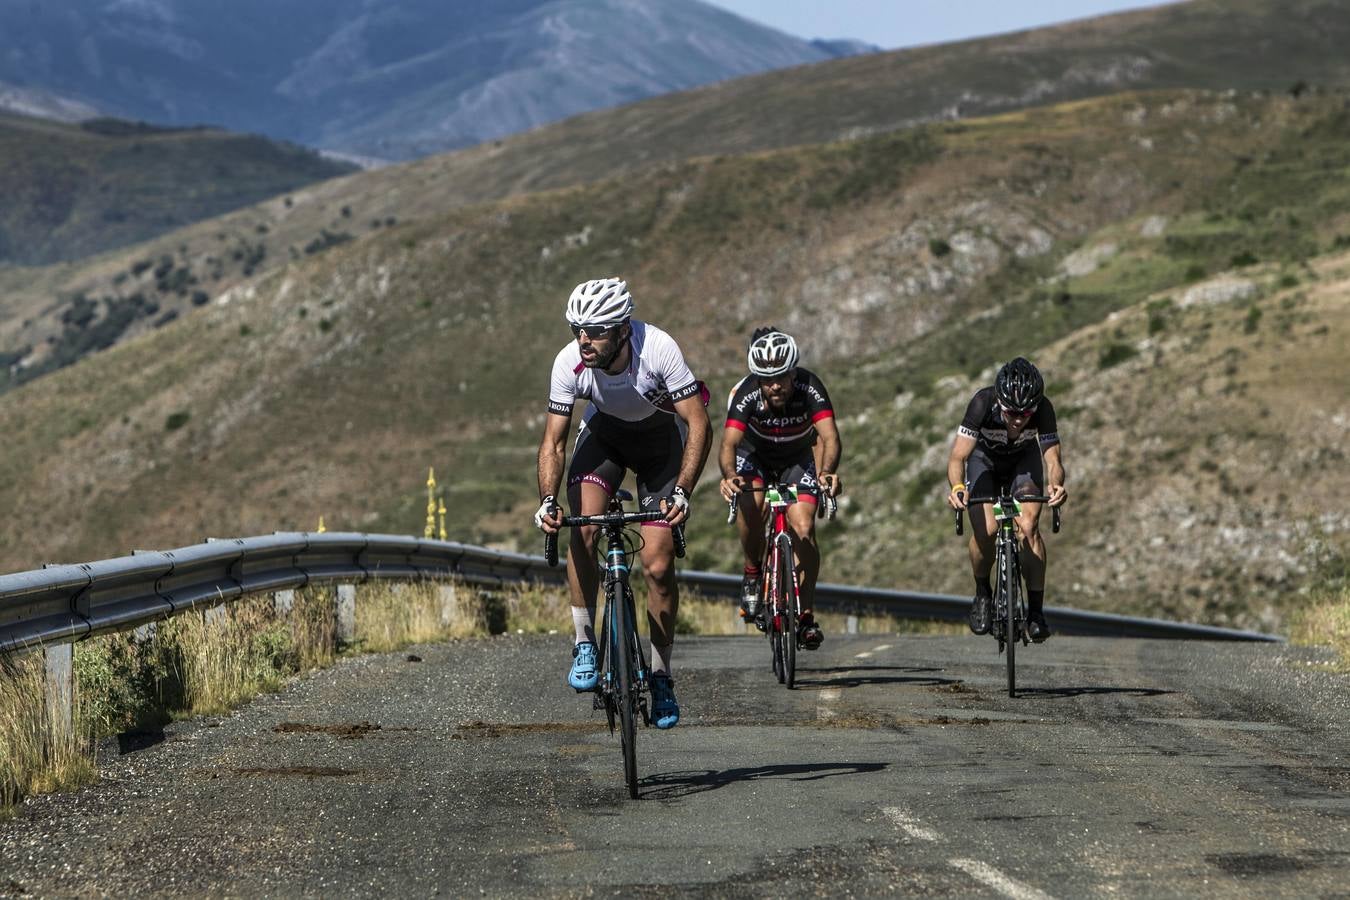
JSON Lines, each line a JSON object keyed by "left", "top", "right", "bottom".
{"left": 718, "top": 327, "right": 842, "bottom": 649}
{"left": 945, "top": 357, "right": 1066, "bottom": 641}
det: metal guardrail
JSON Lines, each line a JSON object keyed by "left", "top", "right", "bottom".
{"left": 0, "top": 531, "right": 1280, "bottom": 654}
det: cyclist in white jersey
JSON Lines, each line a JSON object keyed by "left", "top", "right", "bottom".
{"left": 534, "top": 277, "right": 711, "bottom": 729}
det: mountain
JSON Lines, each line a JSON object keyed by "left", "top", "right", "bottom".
{"left": 0, "top": 86, "right": 1345, "bottom": 633}
{"left": 0, "top": 112, "right": 353, "bottom": 267}
{"left": 7, "top": 0, "right": 1350, "bottom": 389}
{"left": 0, "top": 0, "right": 872, "bottom": 161}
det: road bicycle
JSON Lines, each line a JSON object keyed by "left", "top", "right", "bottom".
{"left": 544, "top": 489, "right": 685, "bottom": 799}
{"left": 955, "top": 488, "right": 1060, "bottom": 698}
{"left": 727, "top": 482, "right": 836, "bottom": 690}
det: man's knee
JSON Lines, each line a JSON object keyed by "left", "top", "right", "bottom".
{"left": 644, "top": 550, "right": 676, "bottom": 584}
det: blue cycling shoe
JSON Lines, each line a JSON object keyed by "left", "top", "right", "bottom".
{"left": 568, "top": 641, "right": 598, "bottom": 691}
{"left": 650, "top": 674, "right": 680, "bottom": 729}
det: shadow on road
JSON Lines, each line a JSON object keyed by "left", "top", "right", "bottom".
{"left": 1016, "top": 686, "right": 1174, "bottom": 699}
{"left": 641, "top": 761, "right": 887, "bottom": 800}
{"left": 808, "top": 666, "right": 946, "bottom": 675}
{"left": 795, "top": 666, "right": 958, "bottom": 689}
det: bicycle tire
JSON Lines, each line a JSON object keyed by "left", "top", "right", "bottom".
{"left": 779, "top": 535, "right": 797, "bottom": 690}
{"left": 614, "top": 583, "right": 638, "bottom": 798}
{"left": 1001, "top": 534, "right": 1020, "bottom": 699}
{"left": 766, "top": 543, "right": 785, "bottom": 682}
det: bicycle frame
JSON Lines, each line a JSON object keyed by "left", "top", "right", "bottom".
{"left": 728, "top": 482, "right": 825, "bottom": 688}
{"left": 956, "top": 489, "right": 1060, "bottom": 698}
{"left": 544, "top": 491, "right": 680, "bottom": 798}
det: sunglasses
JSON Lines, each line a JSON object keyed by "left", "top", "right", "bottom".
{"left": 1001, "top": 404, "right": 1037, "bottom": 418}
{"left": 570, "top": 323, "right": 614, "bottom": 339}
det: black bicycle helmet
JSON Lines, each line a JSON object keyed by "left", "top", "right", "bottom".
{"left": 994, "top": 357, "right": 1044, "bottom": 410}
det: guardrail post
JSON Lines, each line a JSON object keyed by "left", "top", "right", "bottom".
{"left": 439, "top": 584, "right": 458, "bottom": 627}
{"left": 846, "top": 615, "right": 859, "bottom": 635}
{"left": 274, "top": 590, "right": 295, "bottom": 616}
{"left": 43, "top": 643, "right": 74, "bottom": 738}
{"left": 336, "top": 584, "right": 356, "bottom": 644}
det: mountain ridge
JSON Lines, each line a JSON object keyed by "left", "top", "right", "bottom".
{"left": 0, "top": 0, "right": 872, "bottom": 160}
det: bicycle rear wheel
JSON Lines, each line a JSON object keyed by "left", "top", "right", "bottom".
{"left": 612, "top": 584, "right": 638, "bottom": 798}
{"left": 779, "top": 537, "right": 798, "bottom": 690}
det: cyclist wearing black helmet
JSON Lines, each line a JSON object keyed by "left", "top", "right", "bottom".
{"left": 945, "top": 357, "right": 1066, "bottom": 641}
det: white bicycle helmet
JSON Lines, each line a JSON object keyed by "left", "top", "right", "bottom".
{"left": 565, "top": 277, "right": 633, "bottom": 327}
{"left": 747, "top": 331, "right": 799, "bottom": 377}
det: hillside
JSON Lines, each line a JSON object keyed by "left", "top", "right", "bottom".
{"left": 0, "top": 0, "right": 868, "bottom": 161}
{"left": 6, "top": 0, "right": 1350, "bottom": 389}
{"left": 0, "top": 113, "right": 353, "bottom": 266}
{"left": 0, "top": 88, "right": 1344, "bottom": 633}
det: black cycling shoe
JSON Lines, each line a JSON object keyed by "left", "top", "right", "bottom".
{"left": 798, "top": 613, "right": 823, "bottom": 650}
{"left": 1027, "top": 612, "right": 1052, "bottom": 643}
{"left": 968, "top": 595, "right": 992, "bottom": 635}
{"left": 739, "top": 573, "right": 762, "bottom": 619}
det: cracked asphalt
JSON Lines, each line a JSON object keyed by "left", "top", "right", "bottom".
{"left": 1, "top": 632, "right": 1346, "bottom": 897}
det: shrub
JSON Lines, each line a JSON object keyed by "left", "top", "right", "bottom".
{"left": 1098, "top": 342, "right": 1138, "bottom": 369}
{"left": 928, "top": 238, "right": 952, "bottom": 257}
{"left": 1231, "top": 250, "right": 1258, "bottom": 268}
{"left": 165, "top": 411, "right": 190, "bottom": 431}
{"left": 1244, "top": 305, "right": 1263, "bottom": 334}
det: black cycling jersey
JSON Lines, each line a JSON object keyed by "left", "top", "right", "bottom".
{"left": 958, "top": 387, "right": 1059, "bottom": 458}
{"left": 725, "top": 368, "right": 834, "bottom": 468}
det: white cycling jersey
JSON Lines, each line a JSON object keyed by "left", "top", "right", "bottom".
{"left": 548, "top": 320, "right": 701, "bottom": 432}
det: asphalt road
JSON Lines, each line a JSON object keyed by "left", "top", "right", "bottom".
{"left": 1, "top": 631, "right": 1346, "bottom": 897}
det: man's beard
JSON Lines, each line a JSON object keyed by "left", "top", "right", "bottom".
{"left": 584, "top": 329, "right": 629, "bottom": 370}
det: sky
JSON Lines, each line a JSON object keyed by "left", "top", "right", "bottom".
{"left": 706, "top": 0, "right": 1172, "bottom": 49}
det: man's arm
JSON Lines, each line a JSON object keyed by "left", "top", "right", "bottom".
{"left": 535, "top": 412, "right": 572, "bottom": 531}
{"left": 717, "top": 423, "right": 744, "bottom": 500}
{"left": 673, "top": 394, "right": 712, "bottom": 494}
{"left": 814, "top": 415, "right": 842, "bottom": 495}
{"left": 946, "top": 433, "right": 976, "bottom": 510}
{"left": 1042, "top": 442, "right": 1067, "bottom": 507}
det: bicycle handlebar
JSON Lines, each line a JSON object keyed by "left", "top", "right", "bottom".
{"left": 726, "top": 484, "right": 838, "bottom": 524}
{"left": 544, "top": 511, "right": 685, "bottom": 567}
{"left": 953, "top": 495, "right": 1062, "bottom": 536}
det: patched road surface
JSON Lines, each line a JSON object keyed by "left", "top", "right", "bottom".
{"left": 1, "top": 634, "right": 1346, "bottom": 897}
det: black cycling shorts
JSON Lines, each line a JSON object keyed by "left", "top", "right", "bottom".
{"left": 567, "top": 421, "right": 682, "bottom": 525}
{"left": 734, "top": 445, "right": 819, "bottom": 504}
{"left": 964, "top": 443, "right": 1045, "bottom": 499}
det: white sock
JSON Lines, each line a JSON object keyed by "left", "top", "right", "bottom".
{"left": 650, "top": 641, "right": 673, "bottom": 677}
{"left": 572, "top": 607, "right": 595, "bottom": 644}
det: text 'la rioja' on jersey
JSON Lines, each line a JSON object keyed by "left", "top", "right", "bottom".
{"left": 725, "top": 368, "right": 834, "bottom": 466}
{"left": 957, "top": 386, "right": 1059, "bottom": 457}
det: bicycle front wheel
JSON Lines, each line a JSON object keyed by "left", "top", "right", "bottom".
{"left": 1001, "top": 542, "right": 1021, "bottom": 698}
{"left": 613, "top": 584, "right": 638, "bottom": 798}
{"left": 779, "top": 539, "right": 798, "bottom": 690}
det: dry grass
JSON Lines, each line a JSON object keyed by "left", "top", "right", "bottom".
{"left": 159, "top": 592, "right": 335, "bottom": 716}
{"left": 0, "top": 652, "right": 96, "bottom": 817}
{"left": 355, "top": 579, "right": 487, "bottom": 652}
{"left": 1291, "top": 584, "right": 1350, "bottom": 670}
